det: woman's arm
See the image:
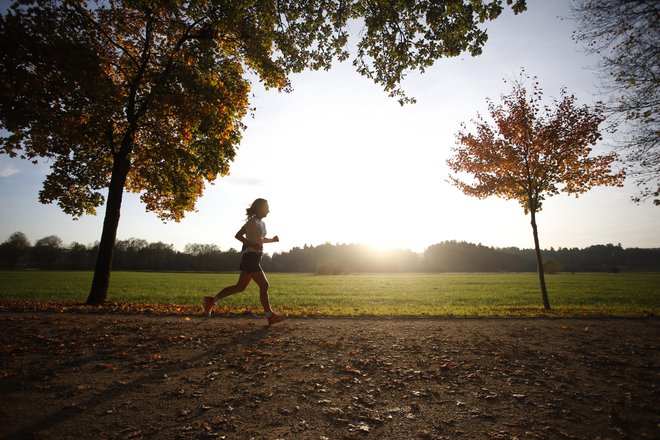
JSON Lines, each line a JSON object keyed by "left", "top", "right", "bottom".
{"left": 234, "top": 227, "right": 263, "bottom": 251}
{"left": 234, "top": 227, "right": 247, "bottom": 244}
{"left": 262, "top": 235, "right": 279, "bottom": 244}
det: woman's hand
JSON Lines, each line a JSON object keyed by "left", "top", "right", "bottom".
{"left": 272, "top": 235, "right": 279, "bottom": 243}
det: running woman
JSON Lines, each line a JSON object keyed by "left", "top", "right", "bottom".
{"left": 203, "top": 198, "right": 287, "bottom": 325}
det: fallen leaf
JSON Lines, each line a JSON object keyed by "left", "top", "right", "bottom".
{"left": 349, "top": 422, "right": 370, "bottom": 432}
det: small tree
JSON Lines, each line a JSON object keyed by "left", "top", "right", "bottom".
{"left": 447, "top": 74, "right": 625, "bottom": 309}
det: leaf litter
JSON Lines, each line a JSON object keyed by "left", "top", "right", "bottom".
{"left": 0, "top": 312, "right": 658, "bottom": 439}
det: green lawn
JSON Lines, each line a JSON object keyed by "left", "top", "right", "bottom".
{"left": 0, "top": 271, "right": 658, "bottom": 316}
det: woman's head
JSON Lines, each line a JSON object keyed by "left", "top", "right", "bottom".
{"left": 246, "top": 198, "right": 269, "bottom": 219}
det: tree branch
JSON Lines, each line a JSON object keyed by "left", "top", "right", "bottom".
{"left": 70, "top": 2, "right": 140, "bottom": 68}
{"left": 134, "top": 6, "right": 216, "bottom": 121}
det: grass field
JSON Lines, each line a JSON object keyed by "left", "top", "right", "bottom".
{"left": 0, "top": 271, "right": 658, "bottom": 316}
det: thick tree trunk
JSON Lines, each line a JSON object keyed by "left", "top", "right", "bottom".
{"left": 86, "top": 153, "right": 131, "bottom": 305}
{"left": 530, "top": 209, "right": 551, "bottom": 310}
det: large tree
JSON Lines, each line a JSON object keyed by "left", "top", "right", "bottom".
{"left": 571, "top": 0, "right": 659, "bottom": 205}
{"left": 447, "top": 74, "right": 624, "bottom": 309}
{"left": 0, "top": 0, "right": 526, "bottom": 304}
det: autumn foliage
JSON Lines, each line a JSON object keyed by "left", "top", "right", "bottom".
{"left": 447, "top": 73, "right": 625, "bottom": 309}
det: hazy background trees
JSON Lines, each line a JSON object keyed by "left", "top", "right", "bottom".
{"left": 30, "top": 235, "right": 64, "bottom": 270}
{"left": 0, "top": 232, "right": 30, "bottom": 269}
{"left": 2, "top": 232, "right": 657, "bottom": 273}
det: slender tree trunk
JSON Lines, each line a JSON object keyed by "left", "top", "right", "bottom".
{"left": 86, "top": 152, "right": 131, "bottom": 305}
{"left": 530, "top": 209, "right": 551, "bottom": 310}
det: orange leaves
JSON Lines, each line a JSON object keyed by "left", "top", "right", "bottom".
{"left": 447, "top": 73, "right": 625, "bottom": 214}
{"left": 0, "top": 299, "right": 267, "bottom": 319}
{"left": 0, "top": 300, "right": 199, "bottom": 316}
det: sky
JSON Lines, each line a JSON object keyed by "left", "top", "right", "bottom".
{"left": 0, "top": 0, "right": 658, "bottom": 254}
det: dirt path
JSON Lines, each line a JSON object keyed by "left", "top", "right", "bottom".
{"left": 0, "top": 313, "right": 658, "bottom": 439}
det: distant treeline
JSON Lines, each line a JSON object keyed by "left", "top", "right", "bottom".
{"left": 272, "top": 242, "right": 660, "bottom": 273}
{"left": 1, "top": 232, "right": 659, "bottom": 273}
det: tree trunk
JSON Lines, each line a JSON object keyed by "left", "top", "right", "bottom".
{"left": 86, "top": 152, "right": 131, "bottom": 305}
{"left": 530, "top": 209, "right": 551, "bottom": 310}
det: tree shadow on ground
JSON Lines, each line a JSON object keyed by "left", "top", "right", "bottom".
{"left": 4, "top": 316, "right": 274, "bottom": 439}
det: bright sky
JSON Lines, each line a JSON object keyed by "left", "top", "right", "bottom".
{"left": 1, "top": 0, "right": 658, "bottom": 254}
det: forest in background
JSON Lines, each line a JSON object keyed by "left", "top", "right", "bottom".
{"left": 1, "top": 232, "right": 658, "bottom": 274}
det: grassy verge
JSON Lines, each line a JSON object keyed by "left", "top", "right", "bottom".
{"left": 0, "top": 271, "right": 658, "bottom": 317}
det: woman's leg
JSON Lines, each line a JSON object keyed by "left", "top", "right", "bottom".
{"left": 215, "top": 271, "right": 252, "bottom": 301}
{"left": 250, "top": 270, "right": 272, "bottom": 314}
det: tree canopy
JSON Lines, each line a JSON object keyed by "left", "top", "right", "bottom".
{"left": 447, "top": 74, "right": 624, "bottom": 215}
{"left": 1, "top": 0, "right": 527, "bottom": 220}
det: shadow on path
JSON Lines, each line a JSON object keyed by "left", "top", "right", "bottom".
{"left": 4, "top": 317, "right": 274, "bottom": 439}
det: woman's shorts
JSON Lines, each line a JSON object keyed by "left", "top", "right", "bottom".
{"left": 239, "top": 252, "right": 263, "bottom": 273}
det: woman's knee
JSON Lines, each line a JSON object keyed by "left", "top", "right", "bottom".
{"left": 253, "top": 275, "right": 269, "bottom": 291}
{"left": 235, "top": 282, "right": 249, "bottom": 292}
{"left": 233, "top": 272, "right": 252, "bottom": 292}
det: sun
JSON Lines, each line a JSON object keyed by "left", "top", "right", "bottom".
{"left": 341, "top": 198, "right": 428, "bottom": 252}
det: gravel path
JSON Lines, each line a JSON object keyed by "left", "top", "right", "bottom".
{"left": 1, "top": 313, "right": 658, "bottom": 439}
